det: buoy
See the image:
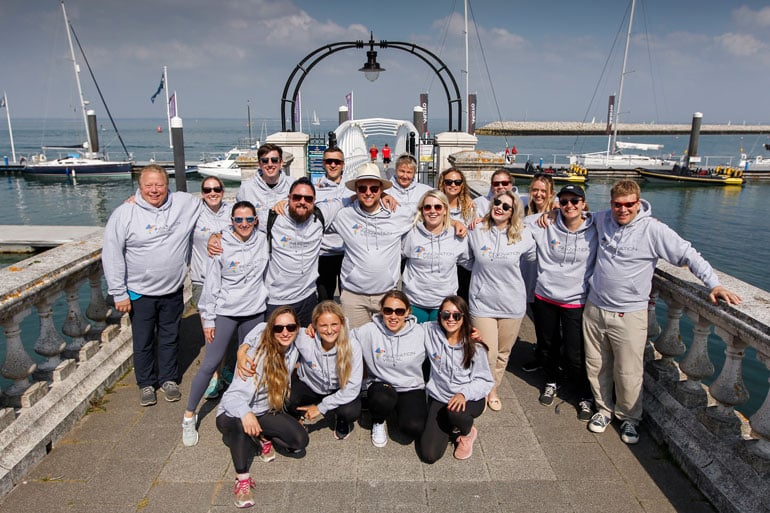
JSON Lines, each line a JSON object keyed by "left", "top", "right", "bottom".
{"left": 157, "top": 126, "right": 163, "bottom": 133}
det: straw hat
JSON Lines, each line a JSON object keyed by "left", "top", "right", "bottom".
{"left": 345, "top": 162, "right": 393, "bottom": 191}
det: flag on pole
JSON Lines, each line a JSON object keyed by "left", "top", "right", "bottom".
{"left": 169, "top": 93, "right": 177, "bottom": 118}
{"left": 150, "top": 73, "right": 165, "bottom": 103}
{"left": 345, "top": 92, "right": 352, "bottom": 119}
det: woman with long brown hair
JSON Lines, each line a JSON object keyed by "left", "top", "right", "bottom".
{"left": 438, "top": 167, "right": 475, "bottom": 300}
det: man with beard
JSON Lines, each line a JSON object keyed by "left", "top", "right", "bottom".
{"left": 264, "top": 177, "right": 345, "bottom": 326}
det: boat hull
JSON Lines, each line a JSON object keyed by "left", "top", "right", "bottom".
{"left": 23, "top": 161, "right": 132, "bottom": 177}
{"left": 637, "top": 168, "right": 743, "bottom": 186}
{"left": 503, "top": 163, "right": 588, "bottom": 183}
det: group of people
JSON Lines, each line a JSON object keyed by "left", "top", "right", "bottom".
{"left": 102, "top": 143, "right": 740, "bottom": 509}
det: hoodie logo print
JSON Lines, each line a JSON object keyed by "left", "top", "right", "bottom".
{"left": 280, "top": 235, "right": 291, "bottom": 247}
{"left": 352, "top": 222, "right": 363, "bottom": 235}
{"left": 414, "top": 246, "right": 426, "bottom": 257}
{"left": 549, "top": 238, "right": 561, "bottom": 249}
{"left": 227, "top": 260, "right": 241, "bottom": 272}
{"left": 304, "top": 360, "right": 317, "bottom": 369}
{"left": 431, "top": 351, "right": 441, "bottom": 362}
{"left": 480, "top": 244, "right": 492, "bottom": 257}
{"left": 145, "top": 223, "right": 159, "bottom": 235}
{"left": 374, "top": 347, "right": 385, "bottom": 357}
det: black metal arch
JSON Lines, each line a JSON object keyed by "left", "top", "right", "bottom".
{"left": 280, "top": 36, "right": 462, "bottom": 132}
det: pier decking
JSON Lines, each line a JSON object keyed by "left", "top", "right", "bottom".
{"left": 477, "top": 121, "right": 770, "bottom": 136}
{"left": 0, "top": 225, "right": 101, "bottom": 253}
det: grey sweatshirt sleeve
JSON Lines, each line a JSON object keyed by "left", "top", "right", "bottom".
{"left": 318, "top": 342, "right": 364, "bottom": 415}
{"left": 458, "top": 345, "right": 494, "bottom": 401}
{"left": 102, "top": 207, "right": 130, "bottom": 302}
{"left": 198, "top": 255, "right": 222, "bottom": 328}
{"left": 652, "top": 222, "right": 720, "bottom": 289}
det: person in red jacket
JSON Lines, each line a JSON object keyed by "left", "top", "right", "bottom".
{"left": 369, "top": 144, "right": 378, "bottom": 162}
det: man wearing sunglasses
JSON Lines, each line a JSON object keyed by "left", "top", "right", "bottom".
{"left": 236, "top": 143, "right": 292, "bottom": 231}
{"left": 315, "top": 147, "right": 348, "bottom": 301}
{"left": 387, "top": 154, "right": 432, "bottom": 216}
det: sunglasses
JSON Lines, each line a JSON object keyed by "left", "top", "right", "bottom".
{"left": 492, "top": 198, "right": 513, "bottom": 211}
{"left": 382, "top": 307, "right": 407, "bottom": 316}
{"left": 439, "top": 311, "right": 463, "bottom": 321}
{"left": 443, "top": 179, "right": 463, "bottom": 186}
{"left": 357, "top": 184, "right": 380, "bottom": 194}
{"left": 291, "top": 194, "right": 314, "bottom": 203}
{"left": 232, "top": 216, "right": 256, "bottom": 224}
{"left": 324, "top": 158, "right": 343, "bottom": 165}
{"left": 260, "top": 156, "right": 280, "bottom": 164}
{"left": 559, "top": 198, "right": 582, "bottom": 206}
{"left": 202, "top": 186, "right": 223, "bottom": 194}
{"left": 492, "top": 180, "right": 511, "bottom": 187}
{"left": 612, "top": 201, "right": 638, "bottom": 209}
{"left": 422, "top": 203, "right": 444, "bottom": 212}
{"left": 272, "top": 323, "right": 299, "bottom": 334}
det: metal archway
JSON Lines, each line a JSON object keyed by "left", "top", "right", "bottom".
{"left": 280, "top": 35, "right": 462, "bottom": 133}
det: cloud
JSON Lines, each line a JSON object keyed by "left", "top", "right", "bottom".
{"left": 732, "top": 6, "right": 770, "bottom": 28}
{"left": 716, "top": 32, "right": 766, "bottom": 57}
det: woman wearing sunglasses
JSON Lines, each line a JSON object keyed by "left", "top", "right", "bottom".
{"left": 401, "top": 190, "right": 471, "bottom": 323}
{"left": 524, "top": 173, "right": 556, "bottom": 215}
{"left": 419, "top": 296, "right": 493, "bottom": 463}
{"left": 286, "top": 300, "right": 363, "bottom": 441}
{"left": 467, "top": 190, "right": 536, "bottom": 411}
{"left": 182, "top": 201, "right": 270, "bottom": 447}
{"left": 352, "top": 290, "right": 427, "bottom": 448}
{"left": 218, "top": 307, "right": 307, "bottom": 508}
{"left": 438, "top": 168, "right": 476, "bottom": 300}
{"left": 473, "top": 168, "right": 519, "bottom": 218}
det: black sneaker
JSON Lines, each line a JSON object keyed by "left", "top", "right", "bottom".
{"left": 521, "top": 359, "right": 541, "bottom": 372}
{"left": 577, "top": 400, "right": 594, "bottom": 422}
{"left": 539, "top": 383, "right": 557, "bottom": 406}
{"left": 334, "top": 418, "right": 352, "bottom": 440}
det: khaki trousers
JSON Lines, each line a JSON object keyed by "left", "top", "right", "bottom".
{"left": 340, "top": 289, "right": 386, "bottom": 329}
{"left": 472, "top": 316, "right": 523, "bottom": 387}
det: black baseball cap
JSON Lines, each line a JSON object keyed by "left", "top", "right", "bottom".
{"left": 557, "top": 184, "right": 586, "bottom": 199}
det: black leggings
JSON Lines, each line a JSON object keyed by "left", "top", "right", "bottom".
{"left": 418, "top": 396, "right": 485, "bottom": 464}
{"left": 285, "top": 374, "right": 362, "bottom": 423}
{"left": 216, "top": 411, "right": 309, "bottom": 473}
{"left": 367, "top": 382, "right": 427, "bottom": 439}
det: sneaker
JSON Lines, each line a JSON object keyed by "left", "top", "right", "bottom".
{"left": 334, "top": 417, "right": 352, "bottom": 440}
{"left": 233, "top": 477, "right": 256, "bottom": 508}
{"left": 139, "top": 386, "right": 156, "bottom": 406}
{"left": 371, "top": 421, "right": 387, "bottom": 448}
{"left": 620, "top": 421, "right": 640, "bottom": 444}
{"left": 161, "top": 381, "right": 181, "bottom": 402}
{"left": 182, "top": 415, "right": 199, "bottom": 447}
{"left": 259, "top": 439, "right": 275, "bottom": 462}
{"left": 521, "top": 359, "right": 541, "bottom": 372}
{"left": 588, "top": 412, "right": 612, "bottom": 433}
{"left": 539, "top": 383, "right": 557, "bottom": 406}
{"left": 453, "top": 426, "right": 478, "bottom": 460}
{"left": 203, "top": 376, "right": 221, "bottom": 400}
{"left": 577, "top": 400, "right": 594, "bottom": 422}
{"left": 221, "top": 367, "right": 235, "bottom": 387}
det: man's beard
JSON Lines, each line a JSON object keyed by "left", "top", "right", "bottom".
{"left": 289, "top": 206, "right": 313, "bottom": 223}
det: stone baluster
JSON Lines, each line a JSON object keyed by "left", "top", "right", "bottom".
{"left": 648, "top": 298, "right": 685, "bottom": 383}
{"left": 701, "top": 329, "right": 748, "bottom": 439}
{"left": 1, "top": 310, "right": 36, "bottom": 403}
{"left": 62, "top": 280, "right": 91, "bottom": 358}
{"left": 32, "top": 293, "right": 67, "bottom": 382}
{"left": 644, "top": 290, "right": 661, "bottom": 364}
{"left": 85, "top": 268, "right": 111, "bottom": 332}
{"left": 673, "top": 315, "right": 715, "bottom": 408}
{"left": 739, "top": 349, "right": 770, "bottom": 476}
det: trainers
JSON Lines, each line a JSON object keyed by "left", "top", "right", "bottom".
{"left": 521, "top": 359, "right": 541, "bottom": 372}
{"left": 577, "top": 400, "right": 594, "bottom": 422}
{"left": 182, "top": 415, "right": 198, "bottom": 446}
{"left": 588, "top": 412, "right": 612, "bottom": 433}
{"left": 371, "top": 421, "right": 387, "bottom": 448}
{"left": 203, "top": 376, "right": 221, "bottom": 400}
{"left": 259, "top": 439, "right": 275, "bottom": 462}
{"left": 139, "top": 386, "right": 156, "bottom": 406}
{"left": 233, "top": 477, "right": 256, "bottom": 508}
{"left": 334, "top": 417, "right": 352, "bottom": 440}
{"left": 620, "top": 421, "right": 640, "bottom": 444}
{"left": 453, "top": 426, "right": 478, "bottom": 460}
{"left": 539, "top": 383, "right": 557, "bottom": 406}
{"left": 161, "top": 381, "right": 181, "bottom": 402}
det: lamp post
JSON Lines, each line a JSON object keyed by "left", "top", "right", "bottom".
{"left": 280, "top": 33, "right": 462, "bottom": 133}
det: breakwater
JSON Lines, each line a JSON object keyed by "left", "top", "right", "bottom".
{"left": 477, "top": 121, "right": 770, "bottom": 136}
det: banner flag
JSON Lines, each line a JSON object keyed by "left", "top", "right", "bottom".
{"left": 150, "top": 74, "right": 165, "bottom": 103}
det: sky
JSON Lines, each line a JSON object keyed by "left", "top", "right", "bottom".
{"left": 1, "top": 0, "right": 769, "bottom": 127}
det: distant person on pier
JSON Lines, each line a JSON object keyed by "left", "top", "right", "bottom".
{"left": 314, "top": 147, "right": 348, "bottom": 301}
{"left": 382, "top": 143, "right": 392, "bottom": 165}
{"left": 387, "top": 154, "right": 432, "bottom": 215}
{"left": 582, "top": 180, "right": 741, "bottom": 444}
{"left": 102, "top": 165, "right": 201, "bottom": 407}
{"left": 236, "top": 143, "right": 292, "bottom": 230}
{"left": 369, "top": 144, "right": 378, "bottom": 162}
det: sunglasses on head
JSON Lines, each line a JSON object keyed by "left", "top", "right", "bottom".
{"left": 439, "top": 311, "right": 463, "bottom": 321}
{"left": 232, "top": 216, "right": 256, "bottom": 224}
{"left": 324, "top": 158, "right": 343, "bottom": 165}
{"left": 559, "top": 198, "right": 582, "bottom": 206}
{"left": 272, "top": 323, "right": 299, "bottom": 334}
{"left": 202, "top": 186, "right": 223, "bottom": 194}
{"left": 492, "top": 180, "right": 511, "bottom": 187}
{"left": 382, "top": 306, "right": 407, "bottom": 316}
{"left": 422, "top": 203, "right": 444, "bottom": 212}
{"left": 612, "top": 201, "right": 638, "bottom": 209}
{"left": 260, "top": 156, "right": 280, "bottom": 164}
{"left": 357, "top": 184, "right": 380, "bottom": 194}
{"left": 291, "top": 193, "right": 314, "bottom": 203}
{"left": 443, "top": 179, "right": 463, "bottom": 186}
{"left": 492, "top": 198, "right": 513, "bottom": 211}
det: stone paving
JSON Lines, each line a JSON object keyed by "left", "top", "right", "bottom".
{"left": 0, "top": 312, "right": 716, "bottom": 513}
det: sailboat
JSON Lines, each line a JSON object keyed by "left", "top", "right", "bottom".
{"left": 1, "top": 91, "right": 25, "bottom": 171}
{"left": 24, "top": 1, "right": 132, "bottom": 177}
{"left": 311, "top": 110, "right": 320, "bottom": 126}
{"left": 569, "top": 0, "right": 674, "bottom": 171}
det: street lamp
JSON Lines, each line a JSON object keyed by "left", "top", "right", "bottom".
{"left": 358, "top": 33, "right": 385, "bottom": 82}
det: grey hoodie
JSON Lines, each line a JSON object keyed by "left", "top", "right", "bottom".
{"left": 330, "top": 201, "right": 412, "bottom": 295}
{"left": 423, "top": 322, "right": 494, "bottom": 403}
{"left": 294, "top": 332, "right": 363, "bottom": 415}
{"left": 217, "top": 323, "right": 299, "bottom": 419}
{"left": 352, "top": 314, "right": 426, "bottom": 392}
{"left": 190, "top": 201, "right": 232, "bottom": 285}
{"left": 236, "top": 172, "right": 293, "bottom": 231}
{"left": 401, "top": 223, "right": 471, "bottom": 309}
{"left": 198, "top": 228, "right": 269, "bottom": 328}
{"left": 388, "top": 178, "right": 432, "bottom": 215}
{"left": 528, "top": 211, "right": 598, "bottom": 305}
{"left": 588, "top": 199, "right": 720, "bottom": 312}
{"left": 315, "top": 176, "right": 347, "bottom": 255}
{"left": 103, "top": 190, "right": 201, "bottom": 303}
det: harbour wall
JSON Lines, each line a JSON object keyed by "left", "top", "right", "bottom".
{"left": 477, "top": 121, "right": 770, "bottom": 136}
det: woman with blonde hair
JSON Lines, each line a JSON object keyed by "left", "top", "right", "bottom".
{"left": 287, "top": 300, "right": 363, "bottom": 440}
{"left": 524, "top": 172, "right": 556, "bottom": 215}
{"left": 467, "top": 190, "right": 536, "bottom": 411}
{"left": 218, "top": 307, "right": 308, "bottom": 508}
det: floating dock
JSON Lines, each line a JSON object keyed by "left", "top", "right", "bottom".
{"left": 0, "top": 225, "right": 102, "bottom": 253}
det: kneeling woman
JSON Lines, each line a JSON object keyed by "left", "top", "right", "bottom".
{"left": 419, "top": 296, "right": 493, "bottom": 463}
{"left": 286, "top": 300, "right": 363, "bottom": 440}
{"left": 352, "top": 290, "right": 427, "bottom": 448}
{"left": 217, "top": 307, "right": 308, "bottom": 509}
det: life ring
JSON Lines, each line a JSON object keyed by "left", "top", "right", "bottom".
{"left": 39, "top": 154, "right": 47, "bottom": 162}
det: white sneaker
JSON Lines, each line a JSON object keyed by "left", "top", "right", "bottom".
{"left": 371, "top": 421, "right": 387, "bottom": 448}
{"left": 182, "top": 414, "right": 199, "bottom": 447}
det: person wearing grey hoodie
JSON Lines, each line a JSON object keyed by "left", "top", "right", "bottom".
{"left": 102, "top": 165, "right": 201, "bottom": 407}
{"left": 584, "top": 180, "right": 741, "bottom": 445}
{"left": 472, "top": 169, "right": 522, "bottom": 218}
{"left": 236, "top": 143, "right": 293, "bottom": 231}
{"left": 351, "top": 290, "right": 428, "bottom": 448}
{"left": 387, "top": 154, "right": 432, "bottom": 216}
{"left": 315, "top": 147, "right": 348, "bottom": 300}
{"left": 419, "top": 296, "right": 493, "bottom": 463}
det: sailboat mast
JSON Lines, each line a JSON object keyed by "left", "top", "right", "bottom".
{"left": 247, "top": 100, "right": 253, "bottom": 145}
{"left": 611, "top": 0, "right": 636, "bottom": 155}
{"left": 164, "top": 66, "right": 172, "bottom": 148}
{"left": 3, "top": 92, "right": 17, "bottom": 163}
{"left": 464, "top": 0, "right": 470, "bottom": 133}
{"left": 61, "top": 0, "right": 92, "bottom": 154}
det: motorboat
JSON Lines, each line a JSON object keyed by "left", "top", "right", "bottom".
{"left": 504, "top": 161, "right": 588, "bottom": 184}
{"left": 637, "top": 164, "right": 744, "bottom": 186}
{"left": 197, "top": 146, "right": 259, "bottom": 182}
{"left": 738, "top": 153, "right": 770, "bottom": 173}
